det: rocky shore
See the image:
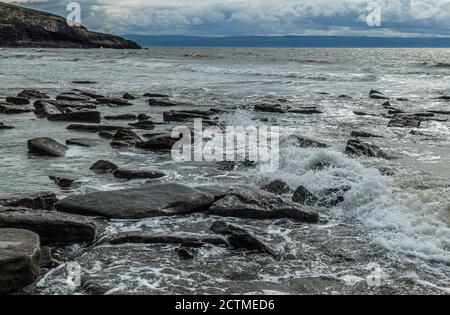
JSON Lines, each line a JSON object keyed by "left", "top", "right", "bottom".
{"left": 0, "top": 83, "right": 448, "bottom": 295}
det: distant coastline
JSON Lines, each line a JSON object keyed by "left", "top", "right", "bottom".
{"left": 124, "top": 35, "right": 450, "bottom": 48}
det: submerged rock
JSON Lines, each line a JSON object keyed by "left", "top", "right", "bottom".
{"left": 144, "top": 93, "right": 169, "bottom": 98}
{"left": 55, "top": 183, "right": 215, "bottom": 219}
{"left": 0, "top": 208, "right": 96, "bottom": 245}
{"left": 163, "top": 111, "right": 210, "bottom": 122}
{"left": 28, "top": 137, "right": 68, "bottom": 157}
{"left": 18, "top": 89, "right": 49, "bottom": 99}
{"left": 345, "top": 139, "right": 391, "bottom": 159}
{"left": 128, "top": 120, "right": 155, "bottom": 130}
{"left": 177, "top": 247, "right": 197, "bottom": 260}
{"left": 47, "top": 111, "right": 101, "bottom": 123}
{"left": 0, "top": 192, "right": 57, "bottom": 210}
{"left": 89, "top": 160, "right": 118, "bottom": 173}
{"left": 0, "top": 229, "right": 41, "bottom": 294}
{"left": 0, "top": 122, "right": 14, "bottom": 129}
{"left": 113, "top": 169, "right": 166, "bottom": 180}
{"left": 136, "top": 134, "right": 180, "bottom": 151}
{"left": 122, "top": 93, "right": 136, "bottom": 100}
{"left": 66, "top": 138, "right": 99, "bottom": 147}
{"left": 148, "top": 98, "right": 177, "bottom": 106}
{"left": 5, "top": 96, "right": 30, "bottom": 105}
{"left": 49, "top": 176, "right": 75, "bottom": 188}
{"left": 111, "top": 129, "right": 142, "bottom": 147}
{"left": 56, "top": 93, "right": 91, "bottom": 102}
{"left": 199, "top": 186, "right": 319, "bottom": 223}
{"left": 261, "top": 180, "right": 292, "bottom": 195}
{"left": 210, "top": 221, "right": 278, "bottom": 257}
{"left": 67, "top": 124, "right": 132, "bottom": 132}
{"left": 388, "top": 115, "right": 421, "bottom": 128}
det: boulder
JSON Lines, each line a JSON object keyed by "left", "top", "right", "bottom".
{"left": 123, "top": 93, "right": 136, "bottom": 100}
{"left": 345, "top": 139, "right": 391, "bottom": 159}
{"left": 28, "top": 137, "right": 68, "bottom": 157}
{"left": 55, "top": 183, "right": 215, "bottom": 219}
{"left": 33, "top": 101, "right": 63, "bottom": 117}
{"left": 0, "top": 122, "right": 14, "bottom": 129}
{"left": 5, "top": 96, "right": 30, "bottom": 105}
{"left": 49, "top": 176, "right": 75, "bottom": 188}
{"left": 66, "top": 138, "right": 99, "bottom": 147}
{"left": 104, "top": 114, "right": 137, "bottom": 120}
{"left": 388, "top": 116, "right": 421, "bottom": 128}
{"left": 113, "top": 169, "right": 166, "bottom": 180}
{"left": 292, "top": 186, "right": 318, "bottom": 206}
{"left": 56, "top": 93, "right": 91, "bottom": 102}
{"left": 293, "top": 185, "right": 350, "bottom": 208}
{"left": 128, "top": 120, "right": 155, "bottom": 130}
{"left": 210, "top": 221, "right": 277, "bottom": 257}
{"left": 89, "top": 160, "right": 118, "bottom": 173}
{"left": 261, "top": 180, "right": 292, "bottom": 195}
{"left": 47, "top": 111, "right": 101, "bottom": 123}
{"left": 199, "top": 186, "right": 319, "bottom": 223}
{"left": 18, "top": 89, "right": 49, "bottom": 99}
{"left": 0, "top": 102, "right": 32, "bottom": 114}
{"left": 111, "top": 129, "right": 142, "bottom": 147}
{"left": 96, "top": 97, "right": 132, "bottom": 106}
{"left": 0, "top": 229, "right": 40, "bottom": 294}
{"left": 67, "top": 124, "right": 132, "bottom": 132}
{"left": 0, "top": 192, "right": 57, "bottom": 210}
{"left": 0, "top": 208, "right": 96, "bottom": 245}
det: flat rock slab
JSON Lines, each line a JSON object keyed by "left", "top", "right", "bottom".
{"left": 0, "top": 192, "right": 57, "bottom": 210}
{"left": 5, "top": 96, "right": 30, "bottom": 105}
{"left": 0, "top": 103, "right": 32, "bottom": 114}
{"left": 198, "top": 186, "right": 319, "bottom": 223}
{"left": 67, "top": 124, "right": 132, "bottom": 132}
{"left": 66, "top": 138, "right": 99, "bottom": 147}
{"left": 113, "top": 169, "right": 166, "bottom": 180}
{"left": 0, "top": 208, "right": 96, "bottom": 245}
{"left": 55, "top": 183, "right": 215, "bottom": 219}
{"left": 106, "top": 232, "right": 228, "bottom": 247}
{"left": 0, "top": 229, "right": 41, "bottom": 294}
{"left": 28, "top": 137, "right": 68, "bottom": 157}
{"left": 47, "top": 111, "right": 101, "bottom": 123}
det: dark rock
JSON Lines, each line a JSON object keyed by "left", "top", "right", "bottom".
{"left": 104, "top": 114, "right": 137, "bottom": 120}
{"left": 350, "top": 131, "right": 384, "bottom": 138}
{"left": 72, "top": 81, "right": 97, "bottom": 85}
{"left": 49, "top": 176, "right": 74, "bottom": 188}
{"left": 106, "top": 232, "right": 227, "bottom": 247}
{"left": 123, "top": 93, "right": 136, "bottom": 100}
{"left": 217, "top": 161, "right": 236, "bottom": 171}
{"left": 0, "top": 122, "right": 14, "bottom": 129}
{"left": 0, "top": 229, "right": 40, "bottom": 294}
{"left": 254, "top": 104, "right": 286, "bottom": 113}
{"left": 210, "top": 221, "right": 278, "bottom": 257}
{"left": 55, "top": 183, "right": 215, "bottom": 219}
{"left": 0, "top": 2, "right": 141, "bottom": 49}
{"left": 113, "top": 169, "right": 166, "bottom": 180}
{"left": 345, "top": 139, "right": 391, "bottom": 159}
{"left": 136, "top": 134, "right": 180, "bottom": 151}
{"left": 56, "top": 93, "right": 91, "bottom": 102}
{"left": 199, "top": 186, "right": 319, "bottom": 223}
{"left": 33, "top": 101, "right": 63, "bottom": 117}
{"left": 388, "top": 116, "right": 421, "bottom": 128}
{"left": 370, "top": 90, "right": 389, "bottom": 100}
{"left": 288, "top": 107, "right": 323, "bottom": 114}
{"left": 290, "top": 135, "right": 329, "bottom": 148}
{"left": 89, "top": 160, "right": 118, "bottom": 173}
{"left": 111, "top": 129, "right": 142, "bottom": 147}
{"left": 353, "top": 111, "right": 370, "bottom": 116}
{"left": 0, "top": 208, "right": 96, "bottom": 245}
{"left": 67, "top": 124, "right": 132, "bottom": 132}
{"left": 0, "top": 192, "right": 57, "bottom": 210}
{"left": 177, "top": 247, "right": 197, "bottom": 260}
{"left": 148, "top": 98, "right": 177, "bottom": 106}
{"left": 261, "top": 180, "right": 292, "bottom": 195}
{"left": 128, "top": 120, "right": 155, "bottom": 130}
{"left": 36, "top": 99, "right": 96, "bottom": 111}
{"left": 338, "top": 95, "right": 351, "bottom": 99}
{"left": 397, "top": 98, "right": 409, "bottom": 101}
{"left": 144, "top": 93, "right": 169, "bottom": 98}
{"left": 5, "top": 96, "right": 29, "bottom": 105}
{"left": 47, "top": 111, "right": 101, "bottom": 123}
{"left": 293, "top": 185, "right": 350, "bottom": 208}
{"left": 292, "top": 186, "right": 318, "bottom": 206}
{"left": 138, "top": 114, "right": 151, "bottom": 121}
{"left": 28, "top": 137, "right": 68, "bottom": 157}
{"left": 39, "top": 246, "right": 56, "bottom": 269}
{"left": 66, "top": 138, "right": 99, "bottom": 147}
{"left": 428, "top": 110, "right": 450, "bottom": 115}
{"left": 77, "top": 91, "right": 104, "bottom": 99}
{"left": 17, "top": 89, "right": 49, "bottom": 99}
{"left": 388, "top": 109, "right": 405, "bottom": 114}
{"left": 98, "top": 131, "right": 115, "bottom": 139}
{"left": 413, "top": 112, "right": 435, "bottom": 118}
{"left": 97, "top": 97, "right": 132, "bottom": 106}
{"left": 163, "top": 111, "right": 210, "bottom": 122}
{"left": 0, "top": 102, "right": 32, "bottom": 114}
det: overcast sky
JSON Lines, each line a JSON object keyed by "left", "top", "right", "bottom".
{"left": 6, "top": 0, "right": 450, "bottom": 37}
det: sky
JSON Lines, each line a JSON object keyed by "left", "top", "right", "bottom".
{"left": 5, "top": 0, "right": 450, "bottom": 37}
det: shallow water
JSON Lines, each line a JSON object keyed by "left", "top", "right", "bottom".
{"left": 0, "top": 48, "right": 449, "bottom": 294}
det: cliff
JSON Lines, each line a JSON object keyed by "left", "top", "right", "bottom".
{"left": 0, "top": 2, "right": 140, "bottom": 49}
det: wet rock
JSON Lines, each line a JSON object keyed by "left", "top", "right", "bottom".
{"left": 353, "top": 111, "right": 370, "bottom": 116}
{"left": 0, "top": 122, "right": 14, "bottom": 129}
{"left": 89, "top": 160, "right": 118, "bottom": 173}
{"left": 18, "top": 90, "right": 49, "bottom": 100}
{"left": 47, "top": 111, "right": 101, "bottom": 123}
{"left": 97, "top": 97, "right": 132, "bottom": 106}
{"left": 72, "top": 81, "right": 97, "bottom": 85}
{"left": 5, "top": 96, "right": 30, "bottom": 105}
{"left": 413, "top": 112, "right": 435, "bottom": 118}
{"left": 67, "top": 124, "right": 132, "bottom": 132}
{"left": 39, "top": 246, "right": 56, "bottom": 269}
{"left": 290, "top": 135, "right": 329, "bottom": 148}
{"left": 0, "top": 229, "right": 41, "bottom": 294}
{"left": 293, "top": 185, "right": 350, "bottom": 208}
{"left": 261, "top": 180, "right": 292, "bottom": 195}
{"left": 36, "top": 99, "right": 96, "bottom": 111}
{"left": 388, "top": 108, "right": 405, "bottom": 115}
{"left": 370, "top": 90, "right": 389, "bottom": 100}
{"left": 104, "top": 114, "right": 137, "bottom": 120}
{"left": 210, "top": 221, "right": 278, "bottom": 257}
{"left": 428, "top": 110, "right": 450, "bottom": 115}
{"left": 288, "top": 107, "right": 323, "bottom": 114}
{"left": 200, "top": 186, "right": 319, "bottom": 223}
{"left": 122, "top": 93, "right": 136, "bottom": 100}
{"left": 177, "top": 247, "right": 197, "bottom": 260}
{"left": 98, "top": 131, "right": 115, "bottom": 139}
{"left": 292, "top": 186, "right": 318, "bottom": 206}
{"left": 28, "top": 137, "right": 68, "bottom": 157}
{"left": 56, "top": 93, "right": 91, "bottom": 102}
{"left": 163, "top": 110, "right": 210, "bottom": 122}
{"left": 0, "top": 102, "right": 32, "bottom": 114}
{"left": 111, "top": 129, "right": 142, "bottom": 147}
{"left": 0, "top": 208, "right": 96, "bottom": 245}
{"left": 55, "top": 183, "right": 215, "bottom": 219}
{"left": 217, "top": 161, "right": 236, "bottom": 171}
{"left": 66, "top": 138, "right": 99, "bottom": 147}
{"left": 338, "top": 94, "right": 351, "bottom": 99}
{"left": 345, "top": 139, "right": 391, "bottom": 159}
{"left": 106, "top": 232, "right": 227, "bottom": 247}
{"left": 138, "top": 114, "right": 151, "bottom": 121}
{"left": 0, "top": 192, "right": 57, "bottom": 210}
{"left": 144, "top": 93, "right": 169, "bottom": 98}
{"left": 113, "top": 169, "right": 166, "bottom": 180}
{"left": 350, "top": 131, "right": 384, "bottom": 138}
{"left": 388, "top": 115, "right": 421, "bottom": 128}
{"left": 128, "top": 120, "right": 155, "bottom": 130}
{"left": 148, "top": 98, "right": 177, "bottom": 106}
{"left": 77, "top": 91, "right": 104, "bottom": 99}
{"left": 254, "top": 104, "right": 286, "bottom": 113}
{"left": 136, "top": 134, "right": 180, "bottom": 151}
{"left": 33, "top": 101, "right": 63, "bottom": 117}
{"left": 49, "top": 176, "right": 74, "bottom": 188}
